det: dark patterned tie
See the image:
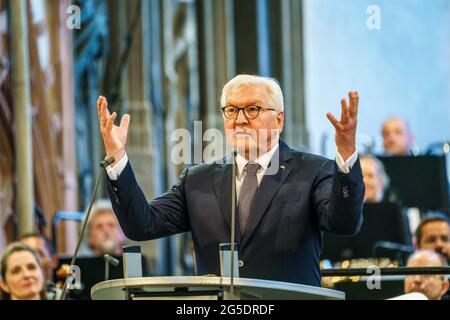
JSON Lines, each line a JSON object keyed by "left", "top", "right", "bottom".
{"left": 238, "top": 162, "right": 260, "bottom": 235}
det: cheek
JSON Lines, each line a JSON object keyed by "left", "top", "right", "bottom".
{"left": 420, "top": 243, "right": 433, "bottom": 250}
{"left": 223, "top": 119, "right": 235, "bottom": 129}
{"left": 34, "top": 271, "right": 44, "bottom": 286}
{"left": 5, "top": 276, "right": 24, "bottom": 295}
{"left": 252, "top": 120, "right": 280, "bottom": 137}
{"left": 421, "top": 282, "right": 436, "bottom": 295}
{"left": 404, "top": 278, "right": 412, "bottom": 289}
{"left": 374, "top": 178, "right": 383, "bottom": 189}
{"left": 7, "top": 272, "right": 23, "bottom": 285}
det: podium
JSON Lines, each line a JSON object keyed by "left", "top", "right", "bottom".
{"left": 91, "top": 276, "right": 344, "bottom": 300}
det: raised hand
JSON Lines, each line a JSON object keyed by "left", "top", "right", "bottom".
{"left": 97, "top": 96, "right": 130, "bottom": 165}
{"left": 326, "top": 91, "right": 359, "bottom": 161}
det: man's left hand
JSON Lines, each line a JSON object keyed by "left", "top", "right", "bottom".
{"left": 326, "top": 91, "right": 359, "bottom": 161}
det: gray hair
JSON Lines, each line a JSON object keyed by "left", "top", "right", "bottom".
{"left": 220, "top": 75, "right": 285, "bottom": 112}
{"left": 85, "top": 199, "right": 115, "bottom": 236}
{"left": 360, "top": 155, "right": 390, "bottom": 191}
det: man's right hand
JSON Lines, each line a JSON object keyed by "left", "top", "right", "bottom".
{"left": 97, "top": 96, "right": 130, "bottom": 166}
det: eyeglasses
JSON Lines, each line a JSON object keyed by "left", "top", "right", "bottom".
{"left": 221, "top": 105, "right": 277, "bottom": 120}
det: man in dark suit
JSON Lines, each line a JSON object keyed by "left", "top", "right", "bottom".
{"left": 96, "top": 75, "right": 364, "bottom": 286}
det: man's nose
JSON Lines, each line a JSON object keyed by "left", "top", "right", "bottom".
{"left": 235, "top": 110, "right": 248, "bottom": 124}
{"left": 412, "top": 275, "right": 422, "bottom": 284}
{"left": 435, "top": 241, "right": 445, "bottom": 252}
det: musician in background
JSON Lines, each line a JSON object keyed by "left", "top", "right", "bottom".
{"left": 414, "top": 213, "right": 450, "bottom": 262}
{"left": 20, "top": 233, "right": 57, "bottom": 284}
{"left": 381, "top": 116, "right": 414, "bottom": 156}
{"left": 85, "top": 200, "right": 127, "bottom": 256}
{"left": 404, "top": 249, "right": 449, "bottom": 300}
{"left": 0, "top": 243, "right": 47, "bottom": 300}
{"left": 360, "top": 155, "right": 389, "bottom": 203}
{"left": 19, "top": 233, "right": 60, "bottom": 299}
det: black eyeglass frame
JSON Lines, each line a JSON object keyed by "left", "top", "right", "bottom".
{"left": 221, "top": 105, "right": 278, "bottom": 120}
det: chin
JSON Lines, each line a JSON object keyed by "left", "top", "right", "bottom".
{"left": 233, "top": 138, "right": 256, "bottom": 151}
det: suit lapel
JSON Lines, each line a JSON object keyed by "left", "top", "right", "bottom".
{"left": 240, "top": 141, "right": 293, "bottom": 250}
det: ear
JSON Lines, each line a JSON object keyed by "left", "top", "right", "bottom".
{"left": 439, "top": 279, "right": 450, "bottom": 298}
{"left": 0, "top": 279, "right": 10, "bottom": 294}
{"left": 277, "top": 112, "right": 284, "bottom": 131}
{"left": 412, "top": 235, "right": 418, "bottom": 249}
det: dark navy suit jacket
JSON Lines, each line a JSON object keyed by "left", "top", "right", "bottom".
{"left": 106, "top": 140, "right": 364, "bottom": 286}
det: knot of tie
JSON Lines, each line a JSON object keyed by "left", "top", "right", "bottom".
{"left": 245, "top": 162, "right": 260, "bottom": 176}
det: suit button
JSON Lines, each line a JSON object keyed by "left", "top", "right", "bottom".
{"left": 238, "top": 260, "right": 244, "bottom": 268}
{"left": 342, "top": 186, "right": 349, "bottom": 199}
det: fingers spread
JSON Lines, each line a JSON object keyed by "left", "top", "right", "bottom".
{"left": 349, "top": 91, "right": 359, "bottom": 118}
{"left": 340, "top": 98, "right": 349, "bottom": 124}
{"left": 326, "top": 112, "right": 341, "bottom": 130}
{"left": 97, "top": 96, "right": 103, "bottom": 118}
{"left": 106, "top": 112, "right": 117, "bottom": 133}
{"left": 100, "top": 98, "right": 111, "bottom": 125}
{"left": 120, "top": 114, "right": 131, "bottom": 132}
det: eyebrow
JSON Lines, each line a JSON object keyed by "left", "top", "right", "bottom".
{"left": 225, "top": 100, "right": 264, "bottom": 107}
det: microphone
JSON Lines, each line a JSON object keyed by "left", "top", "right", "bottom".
{"left": 104, "top": 254, "right": 120, "bottom": 266}
{"left": 230, "top": 148, "right": 238, "bottom": 297}
{"left": 104, "top": 254, "right": 120, "bottom": 281}
{"left": 60, "top": 156, "right": 115, "bottom": 300}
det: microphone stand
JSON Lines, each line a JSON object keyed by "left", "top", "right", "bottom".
{"left": 60, "top": 157, "right": 115, "bottom": 300}
{"left": 229, "top": 149, "right": 237, "bottom": 298}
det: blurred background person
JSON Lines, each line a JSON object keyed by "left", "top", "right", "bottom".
{"left": 381, "top": 116, "right": 414, "bottom": 156}
{"left": 360, "top": 155, "right": 390, "bottom": 203}
{"left": 19, "top": 233, "right": 60, "bottom": 299}
{"left": 404, "top": 249, "right": 449, "bottom": 300}
{"left": 0, "top": 243, "right": 46, "bottom": 300}
{"left": 85, "top": 199, "right": 127, "bottom": 256}
{"left": 414, "top": 213, "right": 450, "bottom": 262}
{"left": 19, "top": 233, "right": 58, "bottom": 283}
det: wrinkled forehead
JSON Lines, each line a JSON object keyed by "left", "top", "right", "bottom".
{"left": 225, "top": 83, "right": 272, "bottom": 106}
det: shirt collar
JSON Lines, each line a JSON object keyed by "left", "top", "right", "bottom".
{"left": 235, "top": 142, "right": 280, "bottom": 176}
